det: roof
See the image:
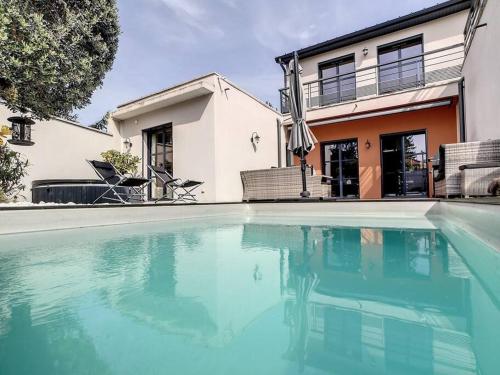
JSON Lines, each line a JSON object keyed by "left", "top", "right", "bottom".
{"left": 117, "top": 73, "right": 219, "bottom": 108}
{"left": 275, "top": 0, "right": 471, "bottom": 63}
{"left": 113, "top": 72, "right": 281, "bottom": 120}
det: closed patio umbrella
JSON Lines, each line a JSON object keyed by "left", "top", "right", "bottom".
{"left": 287, "top": 52, "right": 318, "bottom": 198}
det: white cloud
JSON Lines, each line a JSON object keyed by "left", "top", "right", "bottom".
{"left": 156, "top": 0, "right": 225, "bottom": 38}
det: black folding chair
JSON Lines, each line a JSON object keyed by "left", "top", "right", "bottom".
{"left": 148, "top": 165, "right": 203, "bottom": 203}
{"left": 88, "top": 160, "right": 150, "bottom": 204}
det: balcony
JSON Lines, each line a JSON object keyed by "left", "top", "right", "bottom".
{"left": 279, "top": 43, "right": 464, "bottom": 114}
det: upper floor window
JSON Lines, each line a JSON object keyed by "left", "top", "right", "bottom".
{"left": 378, "top": 36, "right": 424, "bottom": 94}
{"left": 318, "top": 54, "right": 356, "bottom": 106}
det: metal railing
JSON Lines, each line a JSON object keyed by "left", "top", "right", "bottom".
{"left": 279, "top": 43, "right": 464, "bottom": 114}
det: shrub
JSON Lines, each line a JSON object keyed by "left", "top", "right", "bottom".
{"left": 0, "top": 144, "right": 29, "bottom": 201}
{"left": 101, "top": 150, "right": 140, "bottom": 175}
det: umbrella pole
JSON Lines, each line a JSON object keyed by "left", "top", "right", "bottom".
{"left": 300, "top": 148, "right": 310, "bottom": 198}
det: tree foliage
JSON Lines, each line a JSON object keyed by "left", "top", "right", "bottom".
{"left": 89, "top": 111, "right": 110, "bottom": 131}
{"left": 0, "top": 144, "right": 29, "bottom": 201}
{"left": 0, "top": 0, "right": 120, "bottom": 120}
{"left": 101, "top": 150, "right": 140, "bottom": 175}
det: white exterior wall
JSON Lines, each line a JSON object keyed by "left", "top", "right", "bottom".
{"left": 114, "top": 74, "right": 283, "bottom": 203}
{"left": 462, "top": 0, "right": 500, "bottom": 141}
{"left": 299, "top": 12, "right": 467, "bottom": 83}
{"left": 0, "top": 104, "right": 119, "bottom": 201}
{"left": 212, "top": 77, "right": 283, "bottom": 202}
{"left": 116, "top": 86, "right": 217, "bottom": 203}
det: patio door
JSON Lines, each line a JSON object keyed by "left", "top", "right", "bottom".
{"left": 381, "top": 132, "right": 428, "bottom": 197}
{"left": 322, "top": 139, "right": 359, "bottom": 198}
{"left": 146, "top": 124, "right": 173, "bottom": 200}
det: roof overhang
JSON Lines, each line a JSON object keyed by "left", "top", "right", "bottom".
{"left": 112, "top": 80, "right": 215, "bottom": 120}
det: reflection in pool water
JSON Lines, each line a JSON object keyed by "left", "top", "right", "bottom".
{"left": 0, "top": 219, "right": 498, "bottom": 374}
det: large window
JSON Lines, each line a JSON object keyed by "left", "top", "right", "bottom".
{"left": 146, "top": 124, "right": 173, "bottom": 200}
{"left": 319, "top": 54, "right": 356, "bottom": 106}
{"left": 378, "top": 36, "right": 424, "bottom": 94}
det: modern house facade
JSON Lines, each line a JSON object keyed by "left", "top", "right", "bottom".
{"left": 111, "top": 73, "right": 283, "bottom": 203}
{"left": 4, "top": 0, "right": 499, "bottom": 204}
{"left": 276, "top": 0, "right": 471, "bottom": 199}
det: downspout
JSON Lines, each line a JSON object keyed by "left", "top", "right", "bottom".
{"left": 278, "top": 58, "right": 287, "bottom": 87}
{"left": 458, "top": 78, "right": 466, "bottom": 142}
{"left": 277, "top": 118, "right": 282, "bottom": 167}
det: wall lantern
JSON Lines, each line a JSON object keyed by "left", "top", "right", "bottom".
{"left": 250, "top": 132, "right": 261, "bottom": 145}
{"left": 362, "top": 48, "right": 369, "bottom": 56}
{"left": 7, "top": 116, "right": 35, "bottom": 146}
{"left": 365, "top": 139, "right": 372, "bottom": 149}
{"left": 123, "top": 138, "right": 133, "bottom": 151}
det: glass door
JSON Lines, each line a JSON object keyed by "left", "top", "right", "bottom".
{"left": 146, "top": 124, "right": 173, "bottom": 200}
{"left": 322, "top": 139, "right": 359, "bottom": 198}
{"left": 381, "top": 132, "right": 428, "bottom": 197}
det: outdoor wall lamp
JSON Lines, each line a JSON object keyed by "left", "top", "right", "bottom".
{"left": 250, "top": 132, "right": 261, "bottom": 145}
{"left": 123, "top": 138, "right": 133, "bottom": 151}
{"left": 365, "top": 139, "right": 372, "bottom": 149}
{"left": 362, "top": 48, "right": 369, "bottom": 56}
{"left": 7, "top": 116, "right": 35, "bottom": 146}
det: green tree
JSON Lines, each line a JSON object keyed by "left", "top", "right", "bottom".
{"left": 0, "top": 0, "right": 120, "bottom": 120}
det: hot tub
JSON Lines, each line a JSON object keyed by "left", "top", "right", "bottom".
{"left": 32, "top": 179, "right": 129, "bottom": 204}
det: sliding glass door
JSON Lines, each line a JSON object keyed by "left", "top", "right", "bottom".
{"left": 146, "top": 124, "right": 173, "bottom": 200}
{"left": 322, "top": 139, "right": 359, "bottom": 198}
{"left": 381, "top": 132, "right": 428, "bottom": 197}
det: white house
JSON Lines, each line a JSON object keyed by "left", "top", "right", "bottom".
{"left": 111, "top": 73, "right": 284, "bottom": 203}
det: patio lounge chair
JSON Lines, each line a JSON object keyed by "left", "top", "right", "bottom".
{"left": 87, "top": 160, "right": 150, "bottom": 204}
{"left": 148, "top": 165, "right": 204, "bottom": 203}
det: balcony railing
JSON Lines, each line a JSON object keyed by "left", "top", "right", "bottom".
{"left": 279, "top": 43, "right": 464, "bottom": 114}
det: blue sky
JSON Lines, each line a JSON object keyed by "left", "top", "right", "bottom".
{"left": 76, "top": 0, "right": 442, "bottom": 124}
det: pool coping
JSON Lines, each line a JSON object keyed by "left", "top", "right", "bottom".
{"left": 0, "top": 198, "right": 440, "bottom": 211}
{"left": 1, "top": 200, "right": 499, "bottom": 240}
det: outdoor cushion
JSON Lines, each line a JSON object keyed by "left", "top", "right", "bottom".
{"left": 459, "top": 162, "right": 500, "bottom": 170}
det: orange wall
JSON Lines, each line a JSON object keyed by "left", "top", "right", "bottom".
{"left": 302, "top": 103, "right": 458, "bottom": 199}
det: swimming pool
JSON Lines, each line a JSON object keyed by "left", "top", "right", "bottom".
{"left": 0, "top": 203, "right": 499, "bottom": 374}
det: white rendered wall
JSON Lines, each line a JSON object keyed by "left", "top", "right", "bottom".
{"left": 115, "top": 74, "right": 283, "bottom": 203}
{"left": 116, "top": 87, "right": 217, "bottom": 203}
{"left": 213, "top": 77, "right": 284, "bottom": 202}
{"left": 298, "top": 12, "right": 468, "bottom": 83}
{"left": 0, "top": 104, "right": 120, "bottom": 201}
{"left": 462, "top": 0, "right": 500, "bottom": 141}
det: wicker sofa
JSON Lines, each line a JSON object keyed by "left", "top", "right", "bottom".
{"left": 460, "top": 163, "right": 500, "bottom": 197}
{"left": 240, "top": 166, "right": 330, "bottom": 201}
{"left": 434, "top": 139, "right": 500, "bottom": 198}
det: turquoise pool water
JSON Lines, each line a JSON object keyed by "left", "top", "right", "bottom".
{"left": 0, "top": 217, "right": 499, "bottom": 375}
